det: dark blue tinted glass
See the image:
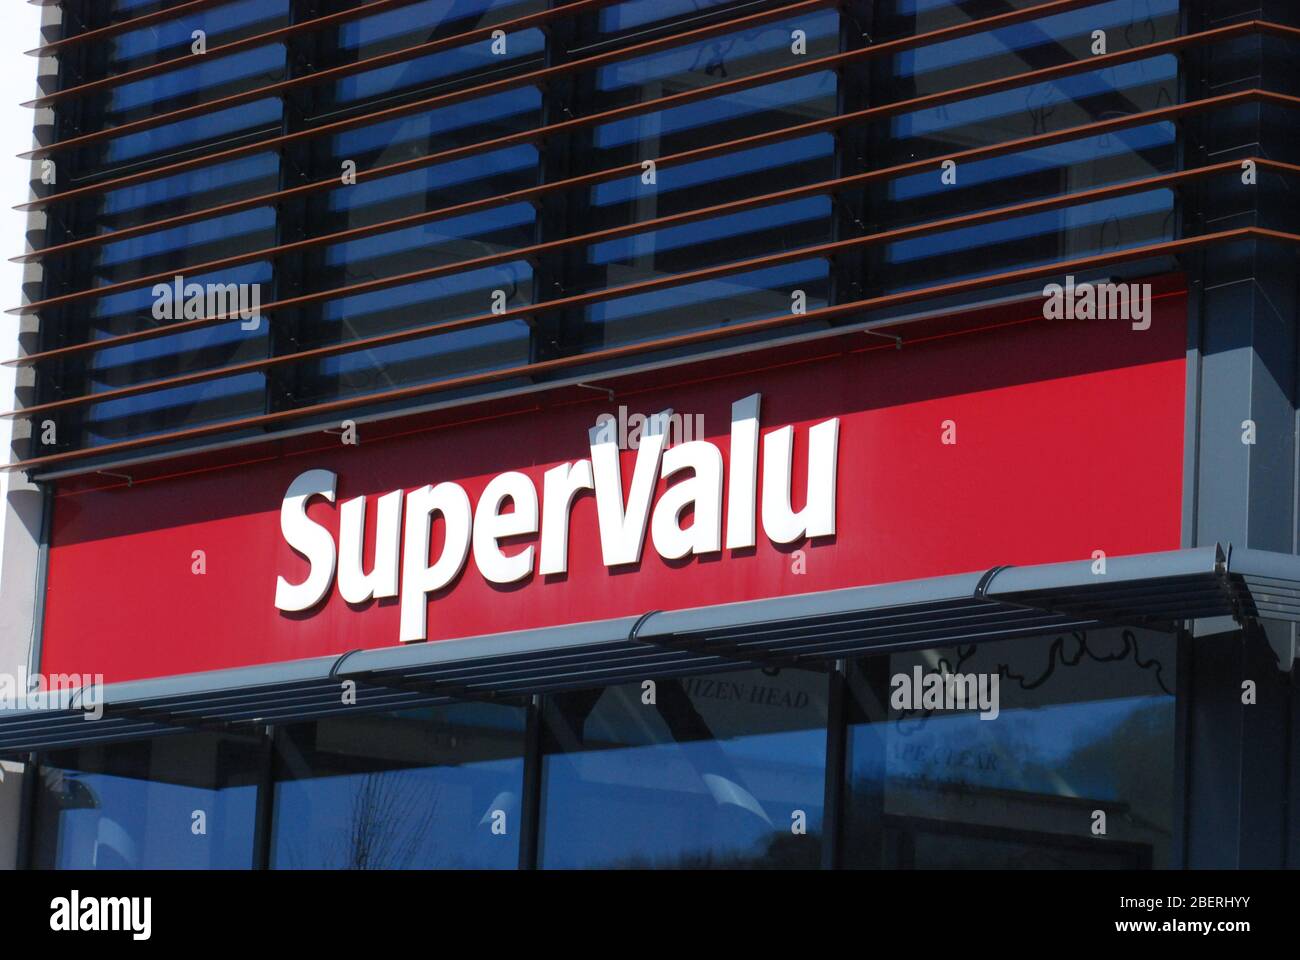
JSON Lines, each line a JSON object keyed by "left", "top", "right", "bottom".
{"left": 102, "top": 97, "right": 282, "bottom": 164}
{"left": 332, "top": 87, "right": 541, "bottom": 156}
{"left": 598, "top": 0, "right": 735, "bottom": 34}
{"left": 109, "top": 0, "right": 290, "bottom": 65}
{"left": 540, "top": 669, "right": 827, "bottom": 868}
{"left": 334, "top": 30, "right": 545, "bottom": 104}
{"left": 109, "top": 45, "right": 286, "bottom": 114}
{"left": 271, "top": 704, "right": 526, "bottom": 869}
{"left": 292, "top": 261, "right": 533, "bottom": 406}
{"left": 33, "top": 734, "right": 261, "bottom": 869}
{"left": 80, "top": 261, "right": 272, "bottom": 446}
{"left": 99, "top": 153, "right": 282, "bottom": 219}
{"left": 340, "top": 0, "right": 538, "bottom": 51}
{"left": 843, "top": 628, "right": 1177, "bottom": 868}
{"left": 894, "top": 0, "right": 1179, "bottom": 80}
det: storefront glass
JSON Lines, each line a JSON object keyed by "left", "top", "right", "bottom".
{"left": 32, "top": 732, "right": 262, "bottom": 869}
{"left": 270, "top": 703, "right": 527, "bottom": 869}
{"left": 539, "top": 667, "right": 828, "bottom": 868}
{"left": 843, "top": 627, "right": 1178, "bottom": 868}
{"left": 29, "top": 629, "right": 1179, "bottom": 869}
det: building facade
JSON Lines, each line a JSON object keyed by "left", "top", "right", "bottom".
{"left": 0, "top": 0, "right": 1297, "bottom": 869}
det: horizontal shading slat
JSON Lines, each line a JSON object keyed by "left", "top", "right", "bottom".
{"left": 17, "top": 21, "right": 1288, "bottom": 315}
{"left": 22, "top": 56, "right": 1277, "bottom": 267}
{"left": 5, "top": 226, "right": 1295, "bottom": 475}
{"left": 19, "top": 0, "right": 835, "bottom": 159}
{"left": 16, "top": 0, "right": 1110, "bottom": 209}
{"left": 25, "top": 0, "right": 233, "bottom": 58}
{"left": 23, "top": 0, "right": 450, "bottom": 106}
{"left": 5, "top": 157, "right": 1292, "bottom": 421}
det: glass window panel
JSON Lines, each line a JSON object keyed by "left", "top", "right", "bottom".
{"left": 92, "top": 206, "right": 277, "bottom": 282}
{"left": 598, "top": 0, "right": 736, "bottom": 35}
{"left": 57, "top": 261, "right": 272, "bottom": 448}
{"left": 888, "top": 188, "right": 1172, "bottom": 263}
{"left": 895, "top": 0, "right": 1179, "bottom": 86}
{"left": 32, "top": 733, "right": 261, "bottom": 870}
{"left": 596, "top": 10, "right": 839, "bottom": 93}
{"left": 333, "top": 29, "right": 545, "bottom": 105}
{"left": 883, "top": 0, "right": 1063, "bottom": 35}
{"left": 887, "top": 123, "right": 1175, "bottom": 202}
{"left": 324, "top": 202, "right": 535, "bottom": 269}
{"left": 539, "top": 667, "right": 827, "bottom": 868}
{"left": 592, "top": 134, "right": 833, "bottom": 207}
{"left": 84, "top": 373, "right": 267, "bottom": 447}
{"left": 108, "top": 0, "right": 290, "bottom": 67}
{"left": 288, "top": 261, "right": 532, "bottom": 406}
{"left": 843, "top": 627, "right": 1177, "bottom": 868}
{"left": 111, "top": 0, "right": 169, "bottom": 13}
{"left": 339, "top": 0, "right": 540, "bottom": 53}
{"left": 576, "top": 258, "right": 829, "bottom": 349}
{"left": 331, "top": 87, "right": 541, "bottom": 157}
{"left": 108, "top": 45, "right": 286, "bottom": 115}
{"left": 300, "top": 317, "right": 530, "bottom": 404}
{"left": 87, "top": 261, "right": 271, "bottom": 339}
{"left": 84, "top": 152, "right": 282, "bottom": 232}
{"left": 880, "top": 189, "right": 1175, "bottom": 291}
{"left": 45, "top": 159, "right": 282, "bottom": 293}
{"left": 594, "top": 71, "right": 838, "bottom": 149}
{"left": 326, "top": 145, "right": 539, "bottom": 232}
{"left": 316, "top": 261, "right": 530, "bottom": 331}
{"left": 860, "top": 22, "right": 1181, "bottom": 295}
{"left": 891, "top": 56, "right": 1179, "bottom": 140}
{"left": 588, "top": 196, "right": 830, "bottom": 265}
{"left": 90, "top": 316, "right": 265, "bottom": 373}
{"left": 99, "top": 97, "right": 283, "bottom": 165}
{"left": 270, "top": 704, "right": 526, "bottom": 870}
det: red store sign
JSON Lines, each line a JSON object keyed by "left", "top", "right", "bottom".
{"left": 41, "top": 284, "right": 1189, "bottom": 683}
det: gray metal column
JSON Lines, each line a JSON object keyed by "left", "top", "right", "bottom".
{"left": 1179, "top": 0, "right": 1300, "bottom": 867}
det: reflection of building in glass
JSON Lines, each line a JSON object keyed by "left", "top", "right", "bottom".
{"left": 848, "top": 629, "right": 1176, "bottom": 868}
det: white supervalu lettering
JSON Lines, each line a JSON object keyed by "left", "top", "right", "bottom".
{"left": 590, "top": 409, "right": 668, "bottom": 566}
{"left": 273, "top": 393, "right": 841, "bottom": 642}
{"left": 337, "top": 489, "right": 402, "bottom": 604}
{"left": 274, "top": 469, "right": 338, "bottom": 612}
{"left": 538, "top": 460, "right": 594, "bottom": 576}
{"left": 652, "top": 440, "right": 723, "bottom": 560}
{"left": 400, "top": 483, "right": 473, "bottom": 642}
{"left": 474, "top": 471, "right": 539, "bottom": 585}
{"left": 761, "top": 416, "right": 840, "bottom": 543}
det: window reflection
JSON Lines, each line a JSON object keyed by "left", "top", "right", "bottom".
{"left": 844, "top": 627, "right": 1177, "bottom": 868}
{"left": 108, "top": 0, "right": 290, "bottom": 68}
{"left": 337, "top": 0, "right": 542, "bottom": 57}
{"left": 28, "top": 628, "right": 1180, "bottom": 870}
{"left": 893, "top": 0, "right": 1179, "bottom": 90}
{"left": 270, "top": 703, "right": 526, "bottom": 870}
{"left": 99, "top": 97, "right": 283, "bottom": 166}
{"left": 539, "top": 668, "right": 828, "bottom": 868}
{"left": 332, "top": 30, "right": 545, "bottom": 106}
{"left": 33, "top": 732, "right": 261, "bottom": 869}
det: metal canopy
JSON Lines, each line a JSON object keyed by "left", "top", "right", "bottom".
{"left": 1, "top": 542, "right": 1292, "bottom": 758}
